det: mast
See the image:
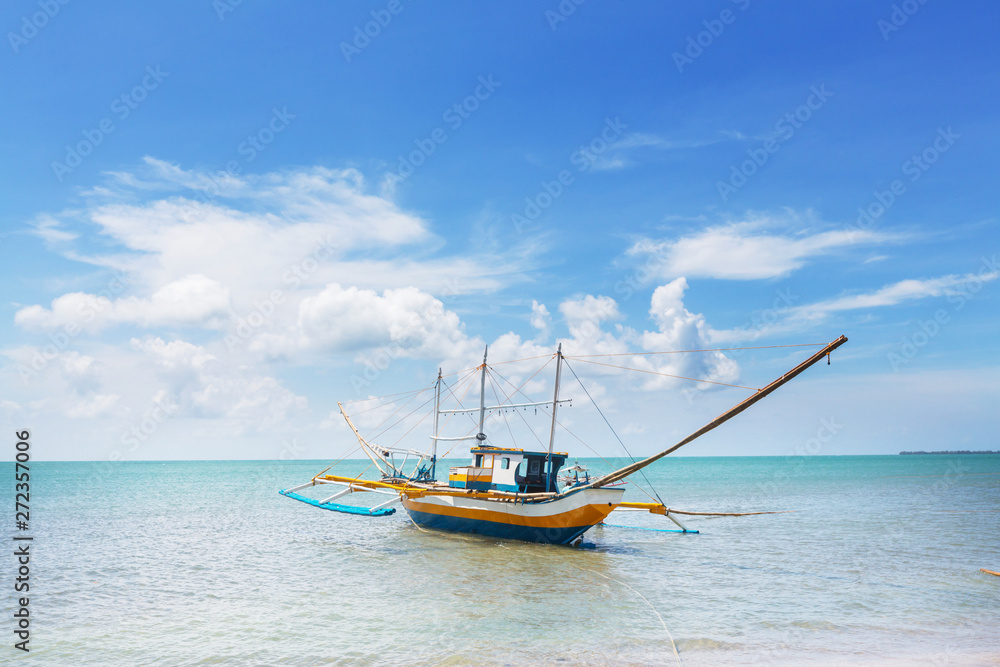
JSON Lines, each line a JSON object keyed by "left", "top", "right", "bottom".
{"left": 545, "top": 343, "right": 564, "bottom": 491}
{"left": 572, "top": 334, "right": 848, "bottom": 493}
{"left": 431, "top": 367, "right": 442, "bottom": 478}
{"left": 477, "top": 346, "right": 488, "bottom": 444}
{"left": 431, "top": 368, "right": 441, "bottom": 479}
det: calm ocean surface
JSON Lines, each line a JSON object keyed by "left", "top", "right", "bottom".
{"left": 4, "top": 455, "right": 999, "bottom": 665}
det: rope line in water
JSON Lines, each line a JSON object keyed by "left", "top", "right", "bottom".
{"left": 570, "top": 564, "right": 682, "bottom": 666}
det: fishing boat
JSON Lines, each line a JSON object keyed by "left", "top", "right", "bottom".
{"left": 280, "top": 335, "right": 848, "bottom": 545}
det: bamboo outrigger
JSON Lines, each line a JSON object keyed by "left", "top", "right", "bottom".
{"left": 280, "top": 335, "right": 848, "bottom": 545}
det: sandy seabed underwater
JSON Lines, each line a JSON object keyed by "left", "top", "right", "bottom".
{"left": 4, "top": 454, "right": 999, "bottom": 665}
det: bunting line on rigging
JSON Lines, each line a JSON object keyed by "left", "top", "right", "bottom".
{"left": 565, "top": 356, "right": 758, "bottom": 390}
{"left": 566, "top": 343, "right": 825, "bottom": 358}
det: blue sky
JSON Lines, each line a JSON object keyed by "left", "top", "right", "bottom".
{"left": 2, "top": 0, "right": 998, "bottom": 462}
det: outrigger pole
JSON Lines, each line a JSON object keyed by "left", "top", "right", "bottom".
{"left": 576, "top": 334, "right": 849, "bottom": 493}
{"left": 339, "top": 401, "right": 389, "bottom": 477}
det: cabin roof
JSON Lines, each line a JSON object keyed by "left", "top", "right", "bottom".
{"left": 470, "top": 446, "right": 568, "bottom": 457}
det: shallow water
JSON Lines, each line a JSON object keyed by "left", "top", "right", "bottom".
{"left": 4, "top": 455, "right": 999, "bottom": 665}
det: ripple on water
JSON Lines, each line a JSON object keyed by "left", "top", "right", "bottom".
{"left": 8, "top": 457, "right": 1000, "bottom": 664}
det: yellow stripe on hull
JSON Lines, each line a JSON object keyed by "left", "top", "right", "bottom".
{"left": 401, "top": 487, "right": 625, "bottom": 543}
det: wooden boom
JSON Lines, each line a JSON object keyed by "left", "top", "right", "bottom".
{"left": 581, "top": 334, "right": 848, "bottom": 491}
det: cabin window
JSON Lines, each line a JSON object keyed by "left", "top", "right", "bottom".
{"left": 517, "top": 459, "right": 527, "bottom": 477}
{"left": 500, "top": 457, "right": 510, "bottom": 470}
{"left": 528, "top": 459, "right": 541, "bottom": 477}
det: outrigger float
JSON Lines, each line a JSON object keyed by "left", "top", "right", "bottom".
{"left": 281, "top": 335, "right": 848, "bottom": 545}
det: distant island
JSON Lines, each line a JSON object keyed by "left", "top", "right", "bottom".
{"left": 899, "top": 450, "right": 998, "bottom": 455}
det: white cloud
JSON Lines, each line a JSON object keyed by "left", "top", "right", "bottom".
{"left": 66, "top": 393, "right": 122, "bottom": 419}
{"left": 0, "top": 401, "right": 22, "bottom": 420}
{"left": 639, "top": 278, "right": 738, "bottom": 389}
{"left": 59, "top": 351, "right": 103, "bottom": 395}
{"left": 613, "top": 131, "right": 740, "bottom": 151}
{"left": 473, "top": 283, "right": 738, "bottom": 393}
{"left": 560, "top": 295, "right": 621, "bottom": 339}
{"left": 257, "top": 283, "right": 480, "bottom": 361}
{"left": 791, "top": 271, "right": 999, "bottom": 321}
{"left": 18, "top": 159, "right": 536, "bottom": 344}
{"left": 30, "top": 215, "right": 78, "bottom": 243}
{"left": 582, "top": 131, "right": 744, "bottom": 171}
{"left": 15, "top": 275, "right": 232, "bottom": 331}
{"left": 530, "top": 300, "right": 551, "bottom": 340}
{"left": 131, "top": 336, "right": 306, "bottom": 429}
{"left": 709, "top": 269, "right": 1000, "bottom": 344}
{"left": 627, "top": 217, "right": 896, "bottom": 281}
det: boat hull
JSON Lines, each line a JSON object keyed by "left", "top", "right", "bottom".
{"left": 401, "top": 487, "right": 625, "bottom": 545}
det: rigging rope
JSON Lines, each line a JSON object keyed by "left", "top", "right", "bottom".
{"left": 486, "top": 371, "right": 519, "bottom": 450}
{"left": 438, "top": 353, "right": 556, "bottom": 380}
{"left": 363, "top": 382, "right": 436, "bottom": 440}
{"left": 437, "top": 366, "right": 484, "bottom": 434}
{"left": 367, "top": 389, "right": 437, "bottom": 443}
{"left": 566, "top": 357, "right": 757, "bottom": 391}
{"left": 488, "top": 363, "right": 662, "bottom": 505}
{"left": 341, "top": 385, "right": 433, "bottom": 406}
{"left": 435, "top": 368, "right": 487, "bottom": 460}
{"left": 563, "top": 358, "right": 665, "bottom": 507}
{"left": 437, "top": 359, "right": 555, "bottom": 459}
{"left": 567, "top": 343, "right": 824, "bottom": 358}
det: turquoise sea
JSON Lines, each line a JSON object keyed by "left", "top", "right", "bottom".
{"left": 4, "top": 455, "right": 999, "bottom": 665}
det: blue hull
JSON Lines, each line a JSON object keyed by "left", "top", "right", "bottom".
{"left": 405, "top": 508, "right": 594, "bottom": 545}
